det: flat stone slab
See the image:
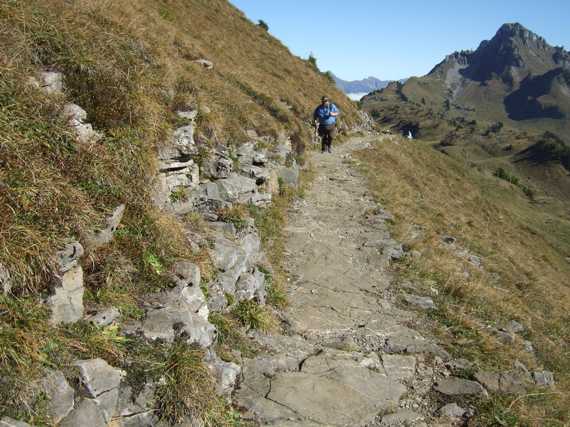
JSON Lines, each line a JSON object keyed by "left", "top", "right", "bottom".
{"left": 237, "top": 349, "right": 405, "bottom": 426}
{"left": 434, "top": 377, "right": 487, "bottom": 397}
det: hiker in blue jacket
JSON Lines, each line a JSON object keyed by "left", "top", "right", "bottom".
{"left": 313, "top": 96, "right": 340, "bottom": 153}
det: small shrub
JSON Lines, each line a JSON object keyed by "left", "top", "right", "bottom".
{"left": 217, "top": 205, "right": 249, "bottom": 231}
{"left": 307, "top": 53, "right": 319, "bottom": 71}
{"left": 154, "top": 342, "right": 218, "bottom": 424}
{"left": 257, "top": 20, "right": 269, "bottom": 31}
{"left": 231, "top": 300, "right": 273, "bottom": 331}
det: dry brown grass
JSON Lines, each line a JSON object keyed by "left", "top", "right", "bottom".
{"left": 357, "top": 136, "right": 570, "bottom": 426}
{"left": 0, "top": 0, "right": 352, "bottom": 422}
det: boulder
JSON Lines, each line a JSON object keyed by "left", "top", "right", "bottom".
{"left": 216, "top": 174, "right": 257, "bottom": 202}
{"left": 83, "top": 204, "right": 126, "bottom": 251}
{"left": 74, "top": 358, "right": 125, "bottom": 422}
{"left": 212, "top": 157, "right": 233, "bottom": 179}
{"left": 86, "top": 306, "right": 121, "bottom": 327}
{"left": 61, "top": 103, "right": 102, "bottom": 145}
{"left": 39, "top": 71, "right": 64, "bottom": 94}
{"left": 48, "top": 265, "right": 84, "bottom": 325}
{"left": 439, "top": 403, "right": 467, "bottom": 418}
{"left": 59, "top": 399, "right": 106, "bottom": 427}
{"left": 434, "top": 377, "right": 487, "bottom": 397}
{"left": 40, "top": 370, "right": 75, "bottom": 424}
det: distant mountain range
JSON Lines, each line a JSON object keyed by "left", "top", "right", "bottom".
{"left": 332, "top": 74, "right": 394, "bottom": 94}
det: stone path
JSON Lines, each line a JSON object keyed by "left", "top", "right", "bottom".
{"left": 236, "top": 136, "right": 449, "bottom": 426}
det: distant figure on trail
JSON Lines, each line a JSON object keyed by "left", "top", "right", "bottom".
{"left": 313, "top": 96, "right": 340, "bottom": 153}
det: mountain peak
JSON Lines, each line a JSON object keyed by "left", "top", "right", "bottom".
{"left": 494, "top": 22, "right": 545, "bottom": 45}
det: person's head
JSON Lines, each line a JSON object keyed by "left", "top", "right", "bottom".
{"left": 321, "top": 96, "right": 330, "bottom": 106}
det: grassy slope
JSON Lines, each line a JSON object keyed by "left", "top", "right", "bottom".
{"left": 358, "top": 137, "right": 570, "bottom": 426}
{"left": 0, "top": 0, "right": 356, "bottom": 423}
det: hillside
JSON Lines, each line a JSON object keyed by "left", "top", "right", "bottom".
{"left": 357, "top": 134, "right": 570, "bottom": 426}
{"left": 0, "top": 1, "right": 359, "bottom": 425}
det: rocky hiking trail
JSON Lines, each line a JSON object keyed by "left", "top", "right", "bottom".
{"left": 236, "top": 136, "right": 468, "bottom": 426}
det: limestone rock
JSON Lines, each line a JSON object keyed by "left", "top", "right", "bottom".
{"left": 533, "top": 370, "right": 555, "bottom": 387}
{"left": 59, "top": 399, "right": 106, "bottom": 427}
{"left": 237, "top": 348, "right": 407, "bottom": 426}
{"left": 249, "top": 192, "right": 272, "bottom": 207}
{"left": 48, "top": 265, "right": 84, "bottom": 325}
{"left": 193, "top": 59, "right": 213, "bottom": 69}
{"left": 140, "top": 273, "right": 215, "bottom": 347}
{"left": 0, "top": 263, "right": 12, "bottom": 295}
{"left": 384, "top": 331, "right": 450, "bottom": 360}
{"left": 434, "top": 377, "right": 487, "bottom": 397}
{"left": 523, "top": 340, "right": 535, "bottom": 353}
{"left": 216, "top": 174, "right": 257, "bottom": 202}
{"left": 86, "top": 306, "right": 121, "bottom": 327}
{"left": 235, "top": 269, "right": 266, "bottom": 304}
{"left": 83, "top": 204, "right": 125, "bottom": 251}
{"left": 381, "top": 354, "right": 417, "bottom": 381}
{"left": 439, "top": 403, "right": 467, "bottom": 418}
{"left": 277, "top": 164, "right": 300, "bottom": 188}
{"left": 503, "top": 320, "right": 525, "bottom": 334}
{"left": 39, "top": 71, "right": 64, "bottom": 94}
{"left": 176, "top": 110, "right": 198, "bottom": 121}
{"left": 205, "top": 352, "right": 241, "bottom": 398}
{"left": 205, "top": 155, "right": 233, "bottom": 179}
{"left": 56, "top": 242, "right": 84, "bottom": 273}
{"left": 403, "top": 294, "right": 436, "bottom": 310}
{"left": 172, "top": 125, "right": 196, "bottom": 153}
{"left": 380, "top": 411, "right": 426, "bottom": 427}
{"left": 117, "top": 382, "right": 156, "bottom": 423}
{"left": 62, "top": 103, "right": 102, "bottom": 145}
{"left": 0, "top": 417, "right": 32, "bottom": 427}
{"left": 208, "top": 233, "right": 262, "bottom": 303}
{"left": 252, "top": 152, "right": 267, "bottom": 166}
{"left": 74, "top": 358, "right": 125, "bottom": 422}
{"left": 40, "top": 370, "right": 75, "bottom": 424}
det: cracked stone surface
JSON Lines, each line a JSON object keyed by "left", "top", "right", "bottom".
{"left": 235, "top": 137, "right": 446, "bottom": 426}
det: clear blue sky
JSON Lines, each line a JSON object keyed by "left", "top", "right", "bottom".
{"left": 230, "top": 0, "right": 570, "bottom": 81}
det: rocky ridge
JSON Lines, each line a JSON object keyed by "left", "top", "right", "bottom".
{"left": 11, "top": 70, "right": 302, "bottom": 426}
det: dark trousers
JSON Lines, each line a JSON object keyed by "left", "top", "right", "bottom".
{"left": 318, "top": 124, "right": 336, "bottom": 152}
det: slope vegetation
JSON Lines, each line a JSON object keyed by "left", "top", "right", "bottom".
{"left": 0, "top": 1, "right": 357, "bottom": 424}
